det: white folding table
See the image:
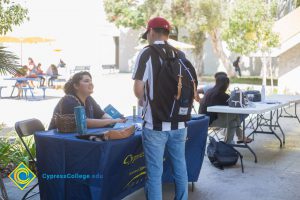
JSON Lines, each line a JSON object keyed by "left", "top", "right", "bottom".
{"left": 267, "top": 95, "right": 300, "bottom": 123}
{"left": 207, "top": 101, "right": 289, "bottom": 162}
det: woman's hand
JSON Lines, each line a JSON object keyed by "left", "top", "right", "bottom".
{"left": 114, "top": 118, "right": 127, "bottom": 123}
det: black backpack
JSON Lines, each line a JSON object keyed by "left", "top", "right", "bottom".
{"left": 147, "top": 43, "right": 199, "bottom": 122}
{"left": 207, "top": 136, "right": 244, "bottom": 172}
{"left": 228, "top": 87, "right": 249, "bottom": 108}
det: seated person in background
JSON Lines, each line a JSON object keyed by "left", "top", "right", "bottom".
{"left": 36, "top": 63, "right": 45, "bottom": 86}
{"left": 27, "top": 60, "right": 39, "bottom": 87}
{"left": 199, "top": 75, "right": 252, "bottom": 144}
{"left": 57, "top": 59, "right": 66, "bottom": 68}
{"left": 28, "top": 57, "right": 36, "bottom": 69}
{"left": 48, "top": 71, "right": 126, "bottom": 130}
{"left": 14, "top": 65, "right": 29, "bottom": 98}
{"left": 46, "top": 64, "right": 58, "bottom": 87}
{"left": 197, "top": 71, "right": 227, "bottom": 95}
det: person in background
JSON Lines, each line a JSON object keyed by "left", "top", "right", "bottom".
{"left": 57, "top": 59, "right": 66, "bottom": 68}
{"left": 48, "top": 71, "right": 126, "bottom": 130}
{"left": 199, "top": 75, "right": 252, "bottom": 144}
{"left": 197, "top": 72, "right": 228, "bottom": 95}
{"left": 233, "top": 56, "right": 242, "bottom": 77}
{"left": 27, "top": 58, "right": 38, "bottom": 87}
{"left": 46, "top": 64, "right": 58, "bottom": 87}
{"left": 36, "top": 63, "right": 45, "bottom": 86}
{"left": 14, "top": 65, "right": 29, "bottom": 98}
{"left": 28, "top": 57, "right": 36, "bottom": 70}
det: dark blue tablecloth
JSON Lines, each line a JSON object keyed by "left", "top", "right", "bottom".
{"left": 34, "top": 116, "right": 209, "bottom": 200}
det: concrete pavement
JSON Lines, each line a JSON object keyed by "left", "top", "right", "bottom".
{"left": 1, "top": 73, "right": 300, "bottom": 200}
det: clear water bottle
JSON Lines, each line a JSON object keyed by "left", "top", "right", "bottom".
{"left": 261, "top": 85, "right": 266, "bottom": 102}
{"left": 133, "top": 106, "right": 136, "bottom": 121}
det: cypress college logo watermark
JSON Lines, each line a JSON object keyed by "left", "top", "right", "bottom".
{"left": 8, "top": 162, "right": 36, "bottom": 190}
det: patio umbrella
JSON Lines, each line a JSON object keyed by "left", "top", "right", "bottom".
{"left": 135, "top": 38, "right": 195, "bottom": 50}
{"left": 0, "top": 36, "right": 54, "bottom": 65}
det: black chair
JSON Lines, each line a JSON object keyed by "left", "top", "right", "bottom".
{"left": 15, "top": 118, "right": 45, "bottom": 200}
{"left": 0, "top": 176, "right": 8, "bottom": 200}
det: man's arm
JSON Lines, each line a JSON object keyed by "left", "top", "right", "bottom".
{"left": 133, "top": 80, "right": 145, "bottom": 100}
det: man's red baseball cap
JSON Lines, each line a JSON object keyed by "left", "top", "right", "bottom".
{"left": 141, "top": 17, "right": 171, "bottom": 40}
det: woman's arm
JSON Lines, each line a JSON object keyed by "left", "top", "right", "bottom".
{"left": 87, "top": 118, "right": 126, "bottom": 128}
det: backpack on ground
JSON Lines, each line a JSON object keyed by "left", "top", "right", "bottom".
{"left": 207, "top": 136, "right": 244, "bottom": 172}
{"left": 147, "top": 43, "right": 200, "bottom": 122}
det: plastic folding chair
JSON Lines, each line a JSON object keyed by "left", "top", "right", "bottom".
{"left": 15, "top": 118, "right": 45, "bottom": 200}
{"left": 208, "top": 127, "right": 226, "bottom": 141}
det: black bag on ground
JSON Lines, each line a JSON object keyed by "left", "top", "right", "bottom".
{"left": 147, "top": 43, "right": 199, "bottom": 122}
{"left": 207, "top": 136, "right": 244, "bottom": 172}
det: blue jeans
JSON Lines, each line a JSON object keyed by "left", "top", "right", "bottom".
{"left": 142, "top": 128, "right": 188, "bottom": 200}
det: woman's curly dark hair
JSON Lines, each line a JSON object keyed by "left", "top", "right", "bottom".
{"left": 64, "top": 71, "right": 92, "bottom": 95}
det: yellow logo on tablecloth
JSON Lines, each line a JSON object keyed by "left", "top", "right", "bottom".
{"left": 8, "top": 162, "right": 36, "bottom": 190}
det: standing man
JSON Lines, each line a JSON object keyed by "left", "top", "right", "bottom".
{"left": 132, "top": 17, "right": 199, "bottom": 200}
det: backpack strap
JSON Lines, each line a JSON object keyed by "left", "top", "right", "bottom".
{"left": 178, "top": 59, "right": 200, "bottom": 102}
{"left": 149, "top": 43, "right": 183, "bottom": 101}
{"left": 175, "top": 63, "right": 183, "bottom": 100}
{"left": 148, "top": 44, "right": 168, "bottom": 60}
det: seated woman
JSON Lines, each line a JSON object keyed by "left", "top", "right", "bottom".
{"left": 199, "top": 75, "right": 252, "bottom": 144}
{"left": 48, "top": 71, "right": 126, "bottom": 130}
{"left": 46, "top": 64, "right": 58, "bottom": 87}
{"left": 36, "top": 63, "right": 45, "bottom": 86}
{"left": 14, "top": 65, "right": 29, "bottom": 98}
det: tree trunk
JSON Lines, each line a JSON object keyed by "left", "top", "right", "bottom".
{"left": 209, "top": 29, "right": 235, "bottom": 77}
{"left": 193, "top": 48, "right": 204, "bottom": 77}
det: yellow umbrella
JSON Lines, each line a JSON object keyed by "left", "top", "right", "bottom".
{"left": 0, "top": 36, "right": 21, "bottom": 43}
{"left": 21, "top": 37, "right": 54, "bottom": 43}
{"left": 53, "top": 48, "right": 62, "bottom": 52}
{"left": 0, "top": 36, "right": 54, "bottom": 43}
{"left": 0, "top": 36, "right": 54, "bottom": 65}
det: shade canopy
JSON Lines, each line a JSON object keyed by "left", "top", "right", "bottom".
{"left": 0, "top": 36, "right": 54, "bottom": 65}
{"left": 0, "top": 36, "right": 54, "bottom": 43}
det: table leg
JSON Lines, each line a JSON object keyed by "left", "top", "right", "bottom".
{"left": 276, "top": 109, "right": 285, "bottom": 144}
{"left": 250, "top": 111, "right": 283, "bottom": 148}
{"left": 278, "top": 102, "right": 300, "bottom": 124}
{"left": 295, "top": 103, "right": 300, "bottom": 123}
{"left": 10, "top": 84, "right": 16, "bottom": 97}
{"left": 232, "top": 117, "right": 258, "bottom": 163}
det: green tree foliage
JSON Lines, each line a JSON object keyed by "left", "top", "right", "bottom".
{"left": 0, "top": 46, "right": 20, "bottom": 75}
{"left": 222, "top": 0, "right": 279, "bottom": 55}
{"left": 0, "top": 0, "right": 28, "bottom": 75}
{"left": 0, "top": 0, "right": 29, "bottom": 35}
{"left": 189, "top": 0, "right": 235, "bottom": 76}
{"left": 103, "top": 0, "right": 212, "bottom": 76}
{"left": 223, "top": 0, "right": 279, "bottom": 86}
